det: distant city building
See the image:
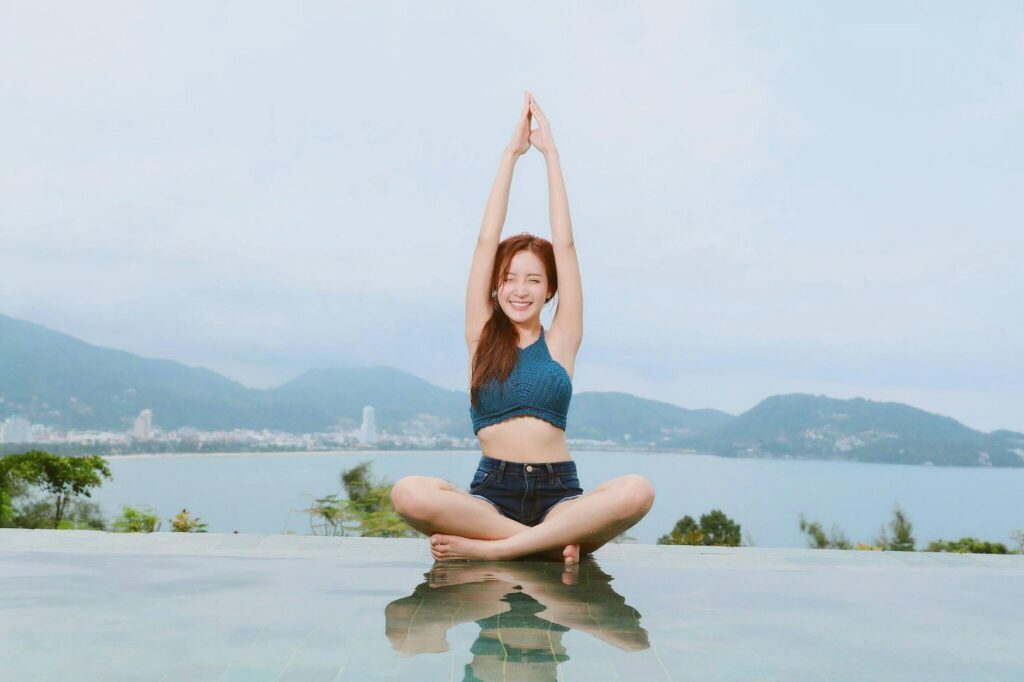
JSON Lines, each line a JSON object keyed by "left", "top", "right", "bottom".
{"left": 360, "top": 406, "right": 378, "bottom": 444}
{"left": 1, "top": 416, "right": 32, "bottom": 443}
{"left": 132, "top": 409, "right": 154, "bottom": 439}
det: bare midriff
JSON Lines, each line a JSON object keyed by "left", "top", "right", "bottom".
{"left": 476, "top": 415, "right": 572, "bottom": 463}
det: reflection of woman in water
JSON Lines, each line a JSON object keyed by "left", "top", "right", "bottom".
{"left": 390, "top": 92, "right": 655, "bottom": 564}
{"left": 385, "top": 560, "right": 649, "bottom": 680}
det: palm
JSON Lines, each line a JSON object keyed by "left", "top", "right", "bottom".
{"left": 529, "top": 126, "right": 552, "bottom": 153}
{"left": 507, "top": 93, "right": 532, "bottom": 156}
{"left": 528, "top": 95, "right": 556, "bottom": 155}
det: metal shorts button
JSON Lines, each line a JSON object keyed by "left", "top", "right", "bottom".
{"left": 526, "top": 465, "right": 533, "bottom": 472}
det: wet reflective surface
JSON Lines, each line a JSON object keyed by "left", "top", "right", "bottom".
{"left": 386, "top": 560, "right": 649, "bottom": 680}
{"left": 2, "top": 529, "right": 1023, "bottom": 680}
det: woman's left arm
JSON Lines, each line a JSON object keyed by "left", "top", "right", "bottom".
{"left": 530, "top": 96, "right": 583, "bottom": 352}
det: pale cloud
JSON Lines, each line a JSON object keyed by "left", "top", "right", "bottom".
{"left": 1, "top": 2, "right": 1021, "bottom": 432}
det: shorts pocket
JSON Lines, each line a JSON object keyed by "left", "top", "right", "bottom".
{"left": 553, "top": 475, "right": 583, "bottom": 494}
{"left": 469, "top": 470, "right": 494, "bottom": 492}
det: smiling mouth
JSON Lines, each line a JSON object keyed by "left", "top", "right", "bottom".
{"left": 510, "top": 301, "right": 531, "bottom": 310}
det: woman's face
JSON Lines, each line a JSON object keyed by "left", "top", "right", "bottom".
{"left": 497, "top": 250, "right": 551, "bottom": 323}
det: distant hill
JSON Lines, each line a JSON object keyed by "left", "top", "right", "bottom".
{"left": 267, "top": 367, "right": 470, "bottom": 435}
{"left": 567, "top": 391, "right": 733, "bottom": 443}
{"left": 0, "top": 313, "right": 270, "bottom": 430}
{"left": 2, "top": 312, "right": 1022, "bottom": 467}
{"left": 665, "top": 394, "right": 1024, "bottom": 467}
{"left": 0, "top": 313, "right": 727, "bottom": 441}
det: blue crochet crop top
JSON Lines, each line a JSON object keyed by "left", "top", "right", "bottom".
{"left": 469, "top": 326, "right": 573, "bottom": 435}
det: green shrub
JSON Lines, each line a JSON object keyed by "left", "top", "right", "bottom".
{"left": 112, "top": 505, "right": 162, "bottom": 533}
{"left": 169, "top": 508, "right": 207, "bottom": 533}
{"left": 306, "top": 461, "right": 420, "bottom": 538}
{"left": 798, "top": 514, "right": 852, "bottom": 549}
{"left": 658, "top": 509, "right": 741, "bottom": 547}
{"left": 925, "top": 537, "right": 1009, "bottom": 554}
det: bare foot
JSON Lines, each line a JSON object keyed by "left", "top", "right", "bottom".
{"left": 562, "top": 560, "right": 579, "bottom": 586}
{"left": 430, "top": 533, "right": 497, "bottom": 561}
{"left": 427, "top": 564, "right": 505, "bottom": 587}
{"left": 563, "top": 543, "right": 580, "bottom": 566}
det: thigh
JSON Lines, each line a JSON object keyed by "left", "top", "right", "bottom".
{"left": 394, "top": 475, "right": 526, "bottom": 540}
{"left": 542, "top": 473, "right": 626, "bottom": 515}
{"left": 537, "top": 475, "right": 647, "bottom": 550}
{"left": 400, "top": 474, "right": 507, "bottom": 515}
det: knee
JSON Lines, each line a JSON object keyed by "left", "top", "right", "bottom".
{"left": 390, "top": 476, "right": 434, "bottom": 521}
{"left": 617, "top": 474, "right": 655, "bottom": 518}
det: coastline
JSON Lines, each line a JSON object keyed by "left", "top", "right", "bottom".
{"left": 102, "top": 449, "right": 484, "bottom": 461}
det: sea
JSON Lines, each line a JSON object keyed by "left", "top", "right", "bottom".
{"left": 89, "top": 449, "right": 1024, "bottom": 548}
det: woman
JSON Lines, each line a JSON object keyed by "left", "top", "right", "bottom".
{"left": 391, "top": 92, "right": 655, "bottom": 565}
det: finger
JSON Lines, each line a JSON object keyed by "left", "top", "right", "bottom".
{"left": 530, "top": 101, "right": 547, "bottom": 123}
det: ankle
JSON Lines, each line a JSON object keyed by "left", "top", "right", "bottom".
{"left": 487, "top": 538, "right": 517, "bottom": 561}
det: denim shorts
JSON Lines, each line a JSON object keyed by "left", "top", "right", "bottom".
{"left": 467, "top": 454, "right": 585, "bottom": 527}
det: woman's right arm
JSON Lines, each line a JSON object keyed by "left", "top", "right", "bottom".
{"left": 466, "top": 94, "right": 532, "bottom": 346}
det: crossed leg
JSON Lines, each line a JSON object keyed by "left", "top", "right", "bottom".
{"left": 389, "top": 476, "right": 579, "bottom": 562}
{"left": 392, "top": 474, "right": 655, "bottom": 564}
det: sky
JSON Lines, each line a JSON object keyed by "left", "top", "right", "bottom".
{"left": 1, "top": 1, "right": 1022, "bottom": 432}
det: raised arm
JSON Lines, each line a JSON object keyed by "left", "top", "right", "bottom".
{"left": 465, "top": 93, "right": 533, "bottom": 347}
{"left": 530, "top": 95, "right": 583, "bottom": 352}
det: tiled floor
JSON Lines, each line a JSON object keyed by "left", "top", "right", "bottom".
{"left": 1, "top": 529, "right": 1022, "bottom": 681}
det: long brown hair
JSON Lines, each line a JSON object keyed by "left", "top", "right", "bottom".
{"left": 470, "top": 233, "right": 558, "bottom": 409}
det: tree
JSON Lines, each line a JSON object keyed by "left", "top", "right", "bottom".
{"left": 13, "top": 497, "right": 108, "bottom": 530}
{"left": 59, "top": 499, "right": 108, "bottom": 530}
{"left": 0, "top": 450, "right": 112, "bottom": 528}
{"left": 306, "top": 461, "right": 420, "bottom": 538}
{"left": 700, "top": 509, "right": 742, "bottom": 546}
{"left": 112, "top": 505, "right": 162, "bottom": 533}
{"left": 658, "top": 516, "right": 703, "bottom": 545}
{"left": 798, "top": 514, "right": 852, "bottom": 550}
{"left": 658, "top": 510, "right": 741, "bottom": 547}
{"left": 0, "top": 461, "right": 30, "bottom": 527}
{"left": 875, "top": 504, "right": 915, "bottom": 551}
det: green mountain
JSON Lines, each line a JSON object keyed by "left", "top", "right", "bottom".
{"left": 0, "top": 313, "right": 722, "bottom": 440}
{"left": 0, "top": 313, "right": 271, "bottom": 430}
{"left": 666, "top": 393, "right": 1024, "bottom": 467}
{"left": 567, "top": 391, "right": 733, "bottom": 443}
{"left": 268, "top": 367, "right": 470, "bottom": 435}
{"left": 3, "top": 313, "right": 1022, "bottom": 467}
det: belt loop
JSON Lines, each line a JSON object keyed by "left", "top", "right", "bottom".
{"left": 545, "top": 462, "right": 555, "bottom": 485}
{"left": 497, "top": 460, "right": 506, "bottom": 483}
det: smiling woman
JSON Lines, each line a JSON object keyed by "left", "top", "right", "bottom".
{"left": 389, "top": 92, "right": 655, "bottom": 565}
{"left": 469, "top": 236, "right": 572, "bottom": 438}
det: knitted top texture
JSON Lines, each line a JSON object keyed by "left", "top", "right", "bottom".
{"left": 469, "top": 326, "right": 573, "bottom": 435}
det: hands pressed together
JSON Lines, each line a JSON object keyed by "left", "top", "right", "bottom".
{"left": 507, "top": 90, "right": 557, "bottom": 159}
